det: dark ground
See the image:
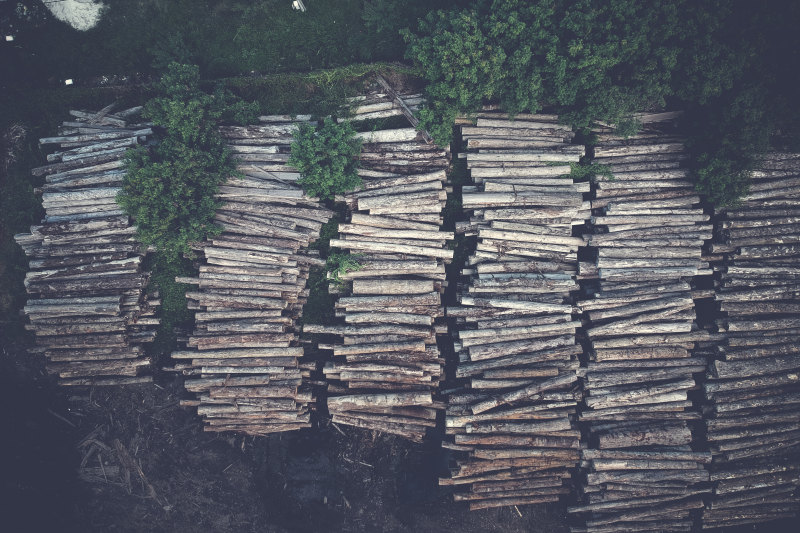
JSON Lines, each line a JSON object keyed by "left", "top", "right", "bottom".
{"left": 4, "top": 341, "right": 798, "bottom": 533}
{"left": 0, "top": 332, "right": 569, "bottom": 533}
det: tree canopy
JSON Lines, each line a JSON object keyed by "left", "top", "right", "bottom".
{"left": 403, "top": 0, "right": 799, "bottom": 206}
{"left": 117, "top": 63, "right": 256, "bottom": 262}
{"left": 403, "top": 0, "right": 747, "bottom": 145}
{"left": 289, "top": 117, "right": 363, "bottom": 201}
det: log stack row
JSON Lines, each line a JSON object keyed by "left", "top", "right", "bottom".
{"left": 341, "top": 90, "right": 423, "bottom": 122}
{"left": 440, "top": 111, "right": 588, "bottom": 510}
{"left": 570, "top": 116, "right": 715, "bottom": 532}
{"left": 312, "top": 127, "right": 452, "bottom": 442}
{"left": 14, "top": 107, "right": 159, "bottom": 386}
{"left": 172, "top": 116, "right": 333, "bottom": 435}
{"left": 702, "top": 152, "right": 800, "bottom": 528}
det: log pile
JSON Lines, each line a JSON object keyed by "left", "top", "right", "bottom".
{"left": 440, "top": 111, "right": 588, "bottom": 509}
{"left": 340, "top": 89, "right": 423, "bottom": 123}
{"left": 702, "top": 152, "right": 800, "bottom": 528}
{"left": 14, "top": 107, "right": 158, "bottom": 386}
{"left": 570, "top": 115, "right": 715, "bottom": 531}
{"left": 172, "top": 116, "right": 333, "bottom": 435}
{"left": 311, "top": 126, "right": 451, "bottom": 442}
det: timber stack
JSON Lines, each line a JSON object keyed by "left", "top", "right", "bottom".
{"left": 569, "top": 113, "right": 715, "bottom": 532}
{"left": 440, "top": 109, "right": 588, "bottom": 510}
{"left": 14, "top": 106, "right": 158, "bottom": 386}
{"left": 172, "top": 115, "right": 333, "bottom": 435}
{"left": 702, "top": 152, "right": 800, "bottom": 528}
{"left": 310, "top": 125, "right": 451, "bottom": 442}
{"left": 340, "top": 88, "right": 423, "bottom": 122}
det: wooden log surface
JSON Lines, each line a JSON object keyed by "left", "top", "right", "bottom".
{"left": 19, "top": 109, "right": 158, "bottom": 385}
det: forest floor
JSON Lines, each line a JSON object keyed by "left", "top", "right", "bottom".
{"left": 1, "top": 333, "right": 569, "bottom": 533}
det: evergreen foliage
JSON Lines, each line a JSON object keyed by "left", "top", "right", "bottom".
{"left": 117, "top": 63, "right": 255, "bottom": 263}
{"left": 685, "top": 2, "right": 800, "bottom": 207}
{"left": 289, "top": 118, "right": 363, "bottom": 201}
{"left": 403, "top": 0, "right": 750, "bottom": 146}
{"left": 325, "top": 252, "right": 364, "bottom": 288}
{"left": 403, "top": 0, "right": 799, "bottom": 207}
{"left": 116, "top": 63, "right": 257, "bottom": 351}
{"left": 687, "top": 84, "right": 775, "bottom": 208}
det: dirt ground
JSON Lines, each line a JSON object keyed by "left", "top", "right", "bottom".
{"left": 5, "top": 340, "right": 798, "bottom": 533}
{"left": 1, "top": 334, "right": 569, "bottom": 533}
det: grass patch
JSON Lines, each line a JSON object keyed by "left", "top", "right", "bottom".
{"left": 144, "top": 256, "right": 195, "bottom": 364}
{"left": 301, "top": 203, "right": 349, "bottom": 326}
{"left": 218, "top": 62, "right": 419, "bottom": 118}
{"left": 348, "top": 114, "right": 414, "bottom": 133}
{"left": 326, "top": 253, "right": 364, "bottom": 289}
{"left": 2, "top": 1, "right": 433, "bottom": 86}
{"left": 570, "top": 162, "right": 613, "bottom": 182}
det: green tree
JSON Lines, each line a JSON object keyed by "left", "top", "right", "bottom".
{"left": 683, "top": 1, "right": 800, "bottom": 207}
{"left": 403, "top": 0, "right": 745, "bottom": 145}
{"left": 402, "top": 8, "right": 504, "bottom": 145}
{"left": 289, "top": 117, "right": 363, "bottom": 201}
{"left": 687, "top": 84, "right": 774, "bottom": 207}
{"left": 117, "top": 62, "right": 254, "bottom": 262}
{"left": 116, "top": 63, "right": 257, "bottom": 352}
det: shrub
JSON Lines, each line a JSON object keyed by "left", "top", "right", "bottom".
{"left": 570, "top": 162, "right": 613, "bottom": 182}
{"left": 326, "top": 252, "right": 363, "bottom": 288}
{"left": 117, "top": 63, "right": 246, "bottom": 263}
{"left": 684, "top": 2, "right": 800, "bottom": 207}
{"left": 402, "top": 8, "right": 502, "bottom": 146}
{"left": 289, "top": 117, "right": 363, "bottom": 201}
{"left": 403, "top": 0, "right": 747, "bottom": 146}
{"left": 116, "top": 62, "right": 258, "bottom": 352}
{"left": 686, "top": 84, "right": 773, "bottom": 208}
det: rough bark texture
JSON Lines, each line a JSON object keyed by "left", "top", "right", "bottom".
{"left": 701, "top": 151, "right": 800, "bottom": 530}
{"left": 571, "top": 115, "right": 714, "bottom": 532}
{"left": 170, "top": 116, "right": 333, "bottom": 435}
{"left": 14, "top": 108, "right": 158, "bottom": 384}
{"left": 441, "top": 109, "right": 583, "bottom": 510}
{"left": 322, "top": 95, "right": 450, "bottom": 443}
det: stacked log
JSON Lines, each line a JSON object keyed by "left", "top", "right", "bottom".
{"left": 312, "top": 126, "right": 451, "bottom": 442}
{"left": 173, "top": 116, "right": 333, "bottom": 435}
{"left": 13, "top": 107, "right": 158, "bottom": 386}
{"left": 440, "top": 111, "right": 588, "bottom": 509}
{"left": 569, "top": 115, "right": 715, "bottom": 532}
{"left": 702, "top": 152, "right": 800, "bottom": 528}
{"left": 340, "top": 89, "right": 423, "bottom": 122}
